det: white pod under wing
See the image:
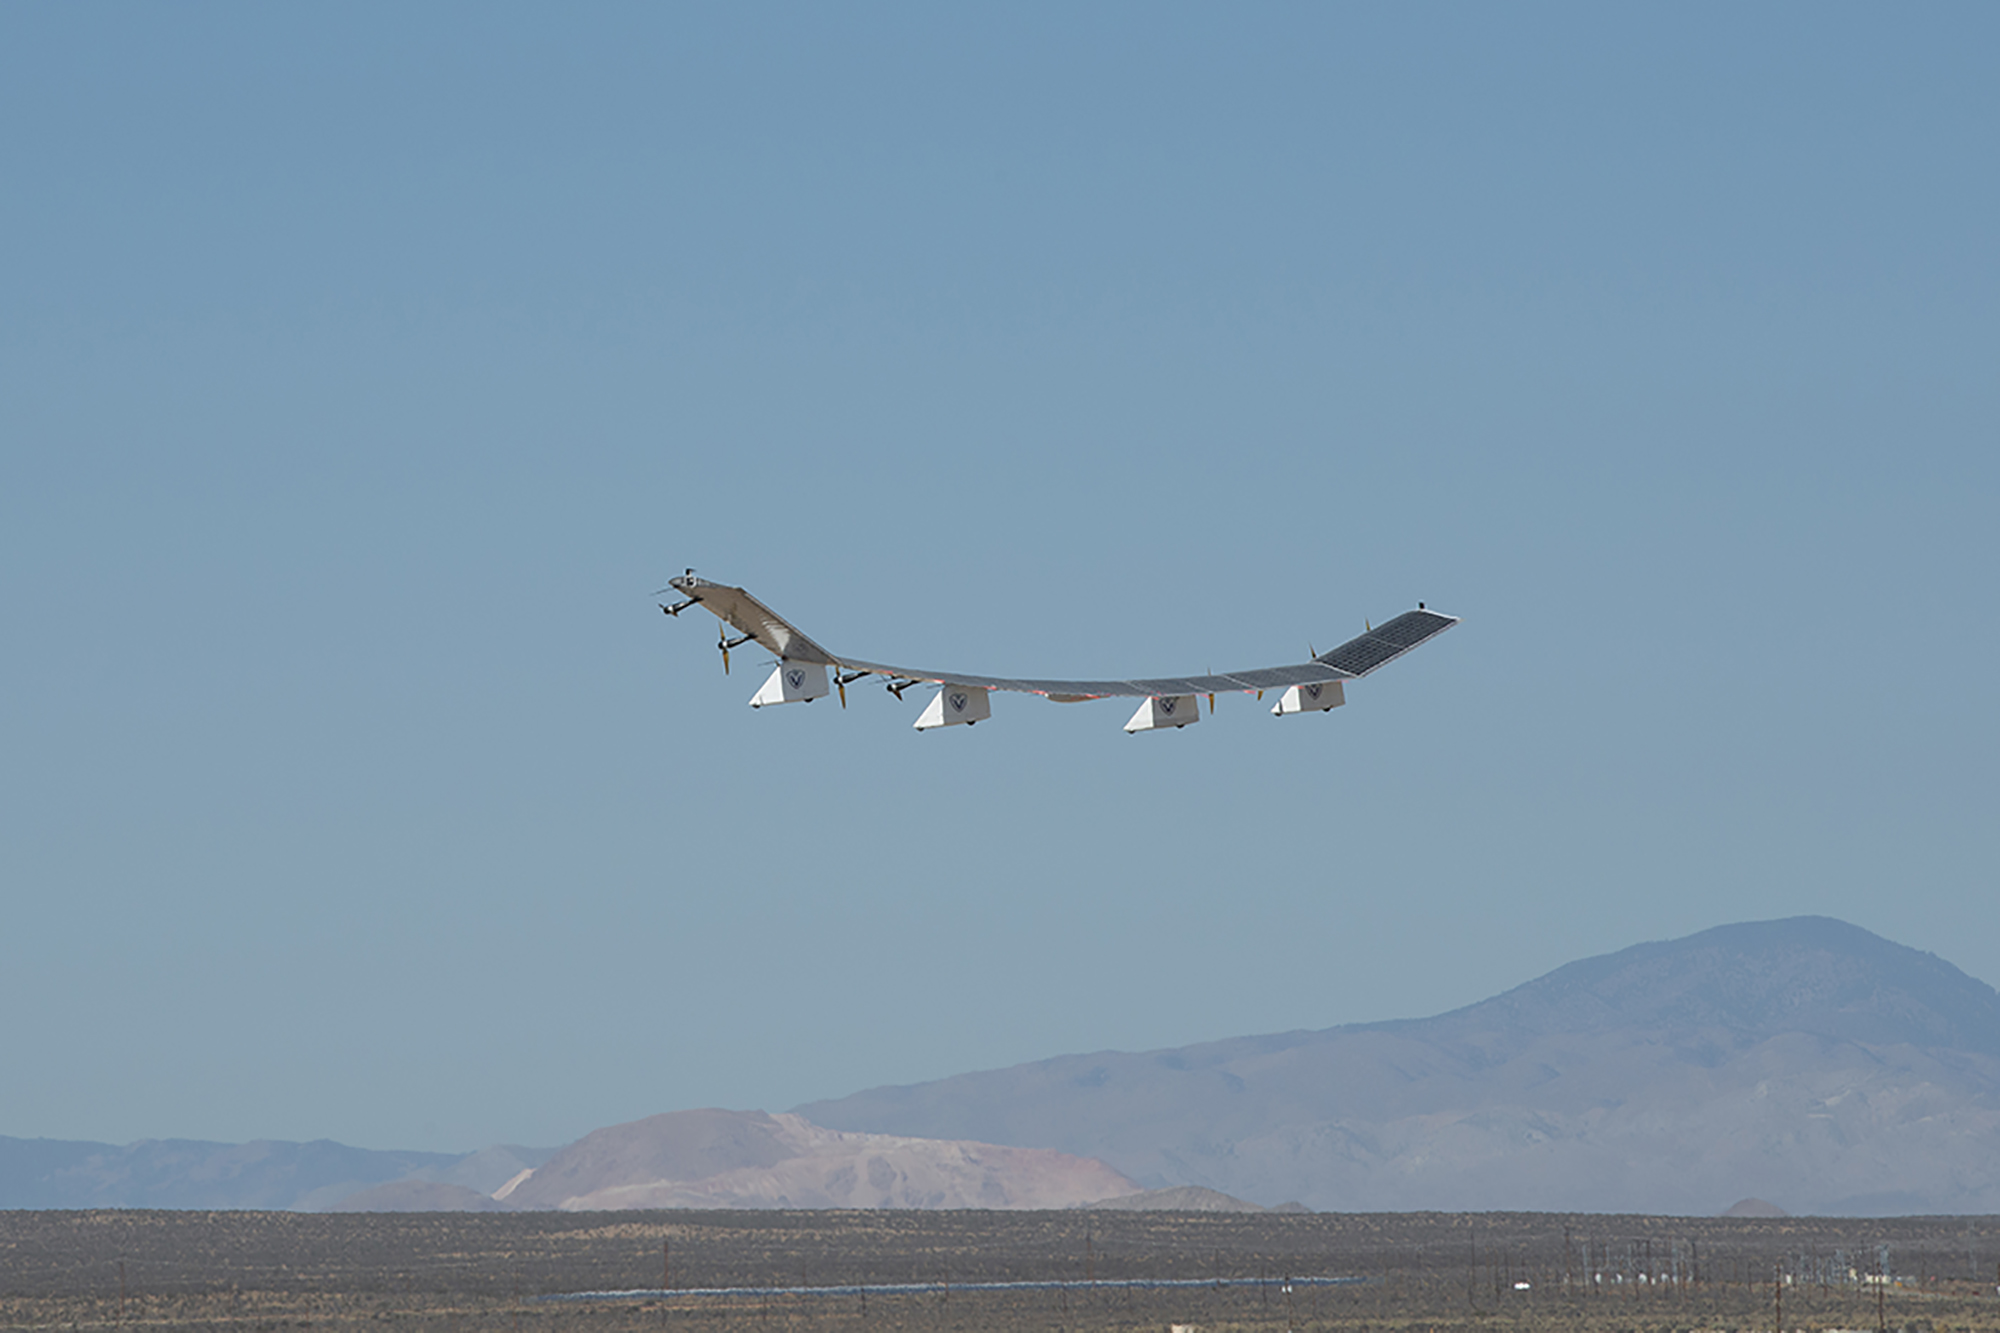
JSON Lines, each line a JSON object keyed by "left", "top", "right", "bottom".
{"left": 1272, "top": 680, "right": 1345, "bottom": 715}
{"left": 750, "top": 661, "right": 829, "bottom": 708}
{"left": 1125, "top": 694, "right": 1201, "bottom": 732}
{"left": 915, "top": 684, "right": 991, "bottom": 730}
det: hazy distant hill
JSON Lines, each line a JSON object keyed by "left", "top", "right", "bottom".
{"left": 505, "top": 1109, "right": 1138, "bottom": 1210}
{"left": 17, "top": 918, "right": 1998, "bottom": 1216}
{"left": 1082, "top": 1185, "right": 1272, "bottom": 1212}
{"left": 416, "top": 1144, "right": 554, "bottom": 1197}
{"left": 0, "top": 1137, "right": 463, "bottom": 1211}
{"left": 504, "top": 1107, "right": 795, "bottom": 1209}
{"left": 0, "top": 1112, "right": 1134, "bottom": 1212}
{"left": 326, "top": 1179, "right": 517, "bottom": 1212}
{"left": 800, "top": 917, "right": 2000, "bottom": 1215}
{"left": 0, "top": 1137, "right": 558, "bottom": 1212}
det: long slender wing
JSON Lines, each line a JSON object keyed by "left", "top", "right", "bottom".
{"left": 666, "top": 575, "right": 1457, "bottom": 699}
{"left": 669, "top": 580, "right": 842, "bottom": 666}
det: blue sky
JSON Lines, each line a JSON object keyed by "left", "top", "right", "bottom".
{"left": 2, "top": 2, "right": 1994, "bottom": 1154}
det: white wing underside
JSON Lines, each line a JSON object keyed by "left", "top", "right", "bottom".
{"left": 667, "top": 576, "right": 1457, "bottom": 700}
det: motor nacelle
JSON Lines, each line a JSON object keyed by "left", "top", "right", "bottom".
{"left": 1272, "top": 680, "right": 1344, "bottom": 715}
{"left": 1125, "top": 694, "right": 1201, "bottom": 732}
{"left": 915, "top": 684, "right": 991, "bottom": 730}
{"left": 750, "top": 660, "right": 829, "bottom": 708}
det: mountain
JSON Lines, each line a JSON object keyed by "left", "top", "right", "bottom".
{"left": 1722, "top": 1197, "right": 1789, "bottom": 1218}
{"left": 502, "top": 1107, "right": 795, "bottom": 1209}
{"left": 0, "top": 1137, "right": 463, "bottom": 1211}
{"left": 16, "top": 918, "right": 1996, "bottom": 1216}
{"left": 1083, "top": 1185, "right": 1273, "bottom": 1212}
{"left": 800, "top": 917, "right": 2000, "bottom": 1215}
{"left": 413, "top": 1144, "right": 555, "bottom": 1196}
{"left": 326, "top": 1180, "right": 515, "bottom": 1212}
{"left": 0, "top": 1112, "right": 1135, "bottom": 1212}
{"left": 504, "top": 1109, "right": 1138, "bottom": 1210}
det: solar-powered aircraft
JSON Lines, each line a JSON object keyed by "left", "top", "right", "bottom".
{"left": 659, "top": 572, "right": 1458, "bottom": 733}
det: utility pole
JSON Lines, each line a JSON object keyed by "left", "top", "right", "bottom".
{"left": 1775, "top": 1261, "right": 1783, "bottom": 1333}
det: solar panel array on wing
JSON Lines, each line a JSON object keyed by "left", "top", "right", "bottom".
{"left": 1315, "top": 636, "right": 1401, "bottom": 676}
{"left": 837, "top": 659, "right": 1371, "bottom": 697}
{"left": 1215, "top": 664, "right": 1352, "bottom": 690}
{"left": 1125, "top": 677, "right": 1208, "bottom": 696}
{"left": 1315, "top": 609, "right": 1458, "bottom": 677}
{"left": 833, "top": 611, "right": 1452, "bottom": 697}
{"left": 1371, "top": 609, "right": 1456, "bottom": 648}
{"left": 1031, "top": 676, "right": 1115, "bottom": 696}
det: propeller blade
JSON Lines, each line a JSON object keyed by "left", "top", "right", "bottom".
{"left": 718, "top": 624, "right": 730, "bottom": 675}
{"left": 838, "top": 680, "right": 847, "bottom": 709}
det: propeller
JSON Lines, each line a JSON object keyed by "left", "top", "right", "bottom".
{"left": 716, "top": 627, "right": 758, "bottom": 676}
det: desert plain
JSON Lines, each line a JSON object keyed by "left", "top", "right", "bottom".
{"left": 5, "top": 1208, "right": 2000, "bottom": 1333}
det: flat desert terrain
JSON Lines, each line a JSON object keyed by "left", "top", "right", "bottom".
{"left": 4, "top": 1208, "right": 1999, "bottom": 1332}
